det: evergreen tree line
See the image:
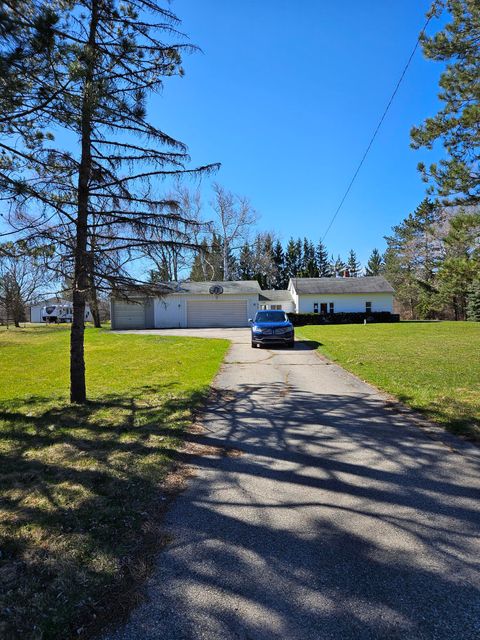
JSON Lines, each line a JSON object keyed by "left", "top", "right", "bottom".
{"left": 188, "top": 233, "right": 367, "bottom": 289}
{"left": 186, "top": 196, "right": 480, "bottom": 321}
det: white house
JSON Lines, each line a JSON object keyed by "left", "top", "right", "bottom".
{"left": 110, "top": 276, "right": 395, "bottom": 330}
{"left": 288, "top": 276, "right": 394, "bottom": 314}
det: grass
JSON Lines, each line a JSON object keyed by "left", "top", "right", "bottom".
{"left": 0, "top": 324, "right": 229, "bottom": 640}
{"left": 298, "top": 321, "right": 480, "bottom": 441}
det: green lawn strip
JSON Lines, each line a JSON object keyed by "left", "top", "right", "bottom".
{"left": 0, "top": 325, "right": 229, "bottom": 639}
{"left": 297, "top": 321, "right": 480, "bottom": 441}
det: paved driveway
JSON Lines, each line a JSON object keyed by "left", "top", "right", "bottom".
{"left": 106, "top": 329, "right": 480, "bottom": 640}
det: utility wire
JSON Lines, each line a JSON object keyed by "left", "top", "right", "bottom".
{"left": 321, "top": 11, "right": 435, "bottom": 241}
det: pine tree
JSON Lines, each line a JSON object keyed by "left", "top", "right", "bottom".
{"left": 315, "top": 241, "right": 331, "bottom": 277}
{"left": 436, "top": 210, "right": 480, "bottom": 319}
{"left": 346, "top": 249, "right": 362, "bottom": 277}
{"left": 1, "top": 1, "right": 217, "bottom": 402}
{"left": 301, "top": 238, "right": 318, "bottom": 277}
{"left": 238, "top": 243, "right": 254, "bottom": 280}
{"left": 272, "top": 240, "right": 287, "bottom": 289}
{"left": 285, "top": 238, "right": 302, "bottom": 279}
{"left": 384, "top": 198, "right": 444, "bottom": 317}
{"left": 411, "top": 0, "right": 480, "bottom": 204}
{"left": 365, "top": 249, "right": 383, "bottom": 275}
{"left": 466, "top": 281, "right": 480, "bottom": 321}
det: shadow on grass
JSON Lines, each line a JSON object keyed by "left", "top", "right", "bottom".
{"left": 396, "top": 392, "right": 480, "bottom": 442}
{"left": 0, "top": 385, "right": 209, "bottom": 640}
{"left": 258, "top": 339, "right": 323, "bottom": 351}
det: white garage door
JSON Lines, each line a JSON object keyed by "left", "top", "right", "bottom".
{"left": 114, "top": 301, "right": 146, "bottom": 329}
{"left": 187, "top": 299, "right": 248, "bottom": 328}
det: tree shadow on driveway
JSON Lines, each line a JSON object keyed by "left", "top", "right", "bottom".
{"left": 107, "top": 382, "right": 480, "bottom": 640}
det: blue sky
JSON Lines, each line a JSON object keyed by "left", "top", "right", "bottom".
{"left": 150, "top": 0, "right": 445, "bottom": 267}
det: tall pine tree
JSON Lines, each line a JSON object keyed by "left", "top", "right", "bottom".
{"left": 272, "top": 240, "right": 287, "bottom": 288}
{"left": 365, "top": 249, "right": 384, "bottom": 275}
{"left": 411, "top": 0, "right": 480, "bottom": 204}
{"left": 1, "top": 1, "right": 217, "bottom": 401}
{"left": 346, "top": 249, "right": 362, "bottom": 277}
{"left": 285, "top": 238, "right": 302, "bottom": 279}
{"left": 315, "top": 241, "right": 331, "bottom": 277}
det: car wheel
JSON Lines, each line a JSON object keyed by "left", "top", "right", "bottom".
{"left": 251, "top": 342, "right": 256, "bottom": 348}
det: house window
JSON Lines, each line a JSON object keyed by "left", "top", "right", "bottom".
{"left": 313, "top": 302, "right": 319, "bottom": 313}
{"left": 271, "top": 304, "right": 282, "bottom": 310}
{"left": 366, "top": 301, "right": 372, "bottom": 313}
{"left": 329, "top": 302, "right": 334, "bottom": 314}
{"left": 320, "top": 303, "right": 328, "bottom": 314}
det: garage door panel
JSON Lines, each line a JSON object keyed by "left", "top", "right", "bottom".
{"left": 114, "top": 301, "right": 146, "bottom": 329}
{"left": 187, "top": 299, "right": 247, "bottom": 328}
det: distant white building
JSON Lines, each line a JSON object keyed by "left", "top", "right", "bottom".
{"left": 110, "top": 276, "right": 395, "bottom": 330}
{"left": 29, "top": 297, "right": 91, "bottom": 323}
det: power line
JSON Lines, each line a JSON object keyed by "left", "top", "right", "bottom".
{"left": 321, "top": 11, "right": 435, "bottom": 242}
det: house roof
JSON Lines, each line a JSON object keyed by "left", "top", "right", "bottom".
{"left": 289, "top": 276, "right": 394, "bottom": 295}
{"left": 259, "top": 289, "right": 293, "bottom": 302}
{"left": 170, "top": 280, "right": 262, "bottom": 295}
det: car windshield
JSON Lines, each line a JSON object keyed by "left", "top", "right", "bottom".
{"left": 255, "top": 311, "right": 288, "bottom": 323}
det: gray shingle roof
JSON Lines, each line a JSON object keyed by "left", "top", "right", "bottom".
{"left": 171, "top": 280, "right": 261, "bottom": 295}
{"left": 290, "top": 276, "right": 394, "bottom": 295}
{"left": 259, "top": 289, "right": 293, "bottom": 302}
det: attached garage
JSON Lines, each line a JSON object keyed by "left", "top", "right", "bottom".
{"left": 111, "top": 300, "right": 147, "bottom": 330}
{"left": 111, "top": 281, "right": 261, "bottom": 330}
{"left": 187, "top": 299, "right": 248, "bottom": 328}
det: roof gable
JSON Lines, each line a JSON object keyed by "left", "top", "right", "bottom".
{"left": 169, "top": 280, "right": 262, "bottom": 295}
{"left": 259, "top": 289, "right": 293, "bottom": 302}
{"left": 289, "top": 276, "right": 394, "bottom": 295}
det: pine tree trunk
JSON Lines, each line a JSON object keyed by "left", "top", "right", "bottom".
{"left": 87, "top": 251, "right": 101, "bottom": 328}
{"left": 70, "top": 0, "right": 99, "bottom": 404}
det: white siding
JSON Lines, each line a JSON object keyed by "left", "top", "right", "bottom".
{"left": 112, "top": 300, "right": 146, "bottom": 329}
{"left": 259, "top": 300, "right": 295, "bottom": 313}
{"left": 154, "top": 294, "right": 259, "bottom": 328}
{"left": 30, "top": 305, "right": 43, "bottom": 323}
{"left": 154, "top": 296, "right": 185, "bottom": 328}
{"left": 187, "top": 299, "right": 247, "bottom": 327}
{"left": 296, "top": 293, "right": 393, "bottom": 314}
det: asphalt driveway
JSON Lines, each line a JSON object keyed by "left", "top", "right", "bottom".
{"left": 106, "top": 329, "right": 480, "bottom": 640}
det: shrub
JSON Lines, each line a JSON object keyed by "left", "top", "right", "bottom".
{"left": 287, "top": 312, "right": 400, "bottom": 326}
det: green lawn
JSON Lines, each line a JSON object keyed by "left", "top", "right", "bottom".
{"left": 0, "top": 325, "right": 229, "bottom": 640}
{"left": 298, "top": 321, "right": 480, "bottom": 441}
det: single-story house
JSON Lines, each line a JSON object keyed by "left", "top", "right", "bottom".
{"left": 111, "top": 276, "right": 395, "bottom": 330}
{"left": 288, "top": 276, "right": 394, "bottom": 314}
